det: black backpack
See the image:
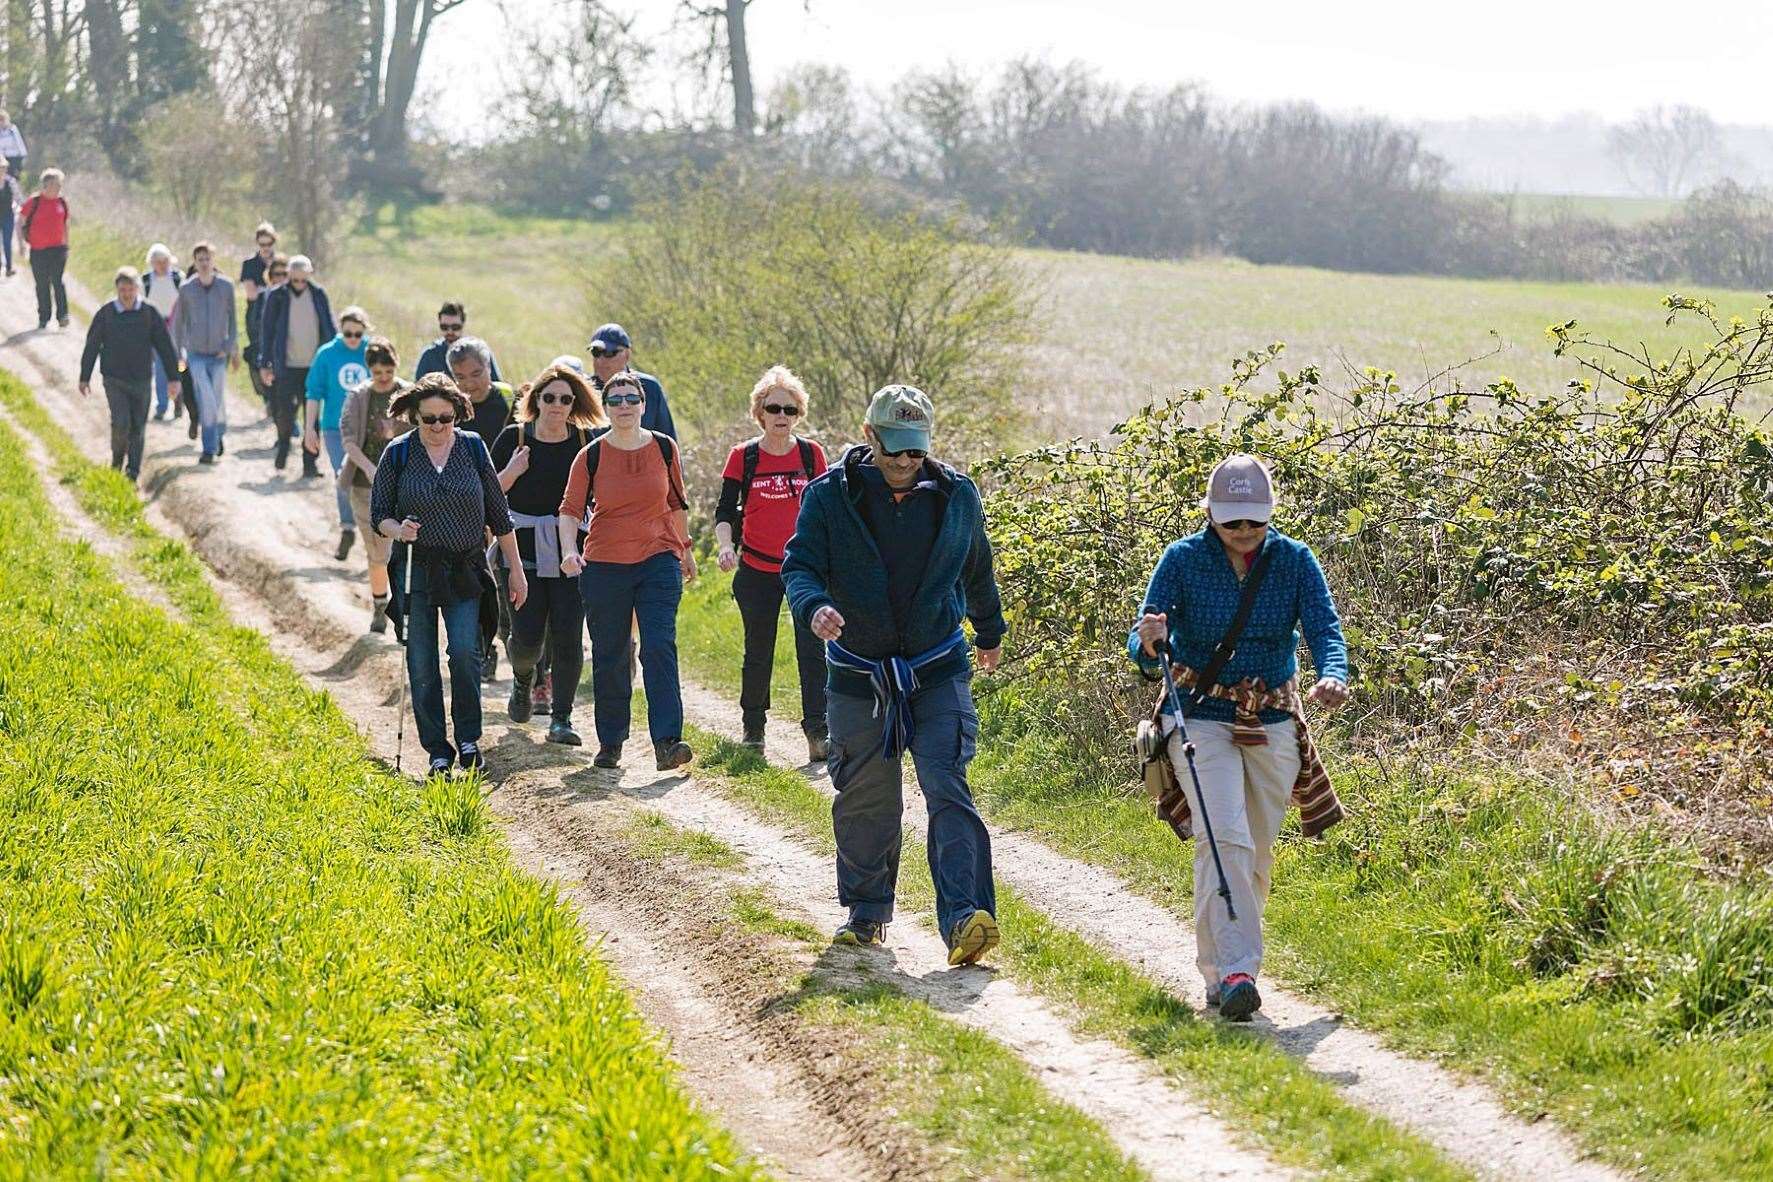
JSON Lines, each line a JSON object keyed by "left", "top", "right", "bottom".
{"left": 581, "top": 429, "right": 688, "bottom": 512}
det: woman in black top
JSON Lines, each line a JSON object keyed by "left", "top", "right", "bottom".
{"left": 489, "top": 364, "right": 607, "bottom": 747}
{"left": 370, "top": 373, "right": 526, "bottom": 778}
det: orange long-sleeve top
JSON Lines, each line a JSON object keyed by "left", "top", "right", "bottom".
{"left": 558, "top": 433, "right": 691, "bottom": 566}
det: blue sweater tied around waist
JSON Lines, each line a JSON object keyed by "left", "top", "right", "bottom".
{"left": 1128, "top": 527, "right": 1348, "bottom": 725}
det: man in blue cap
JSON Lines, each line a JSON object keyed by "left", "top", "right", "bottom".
{"left": 587, "top": 323, "right": 676, "bottom": 439}
{"left": 780, "top": 384, "right": 1007, "bottom": 967}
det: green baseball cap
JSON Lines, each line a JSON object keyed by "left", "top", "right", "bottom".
{"left": 865, "top": 384, "right": 934, "bottom": 453}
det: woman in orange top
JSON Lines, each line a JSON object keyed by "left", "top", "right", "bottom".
{"left": 558, "top": 369, "right": 697, "bottom": 772}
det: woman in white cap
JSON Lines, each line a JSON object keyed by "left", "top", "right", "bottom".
{"left": 1129, "top": 453, "right": 1349, "bottom": 1021}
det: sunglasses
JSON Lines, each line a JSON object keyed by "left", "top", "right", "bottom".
{"left": 418, "top": 413, "right": 456, "bottom": 425}
{"left": 256, "top": 240, "right": 275, "bottom": 249}
{"left": 589, "top": 345, "right": 624, "bottom": 357}
{"left": 604, "top": 391, "right": 644, "bottom": 406}
{"left": 881, "top": 446, "right": 927, "bottom": 460}
{"left": 342, "top": 331, "right": 364, "bottom": 341}
{"left": 538, "top": 391, "right": 574, "bottom": 406}
{"left": 1218, "top": 519, "right": 1269, "bottom": 531}
{"left": 761, "top": 402, "right": 800, "bottom": 417}
{"left": 269, "top": 271, "right": 288, "bottom": 280}
{"left": 439, "top": 322, "right": 463, "bottom": 332}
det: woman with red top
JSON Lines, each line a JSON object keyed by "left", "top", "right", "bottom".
{"left": 17, "top": 168, "right": 70, "bottom": 330}
{"left": 557, "top": 369, "right": 698, "bottom": 772}
{"left": 714, "top": 365, "right": 829, "bottom": 761}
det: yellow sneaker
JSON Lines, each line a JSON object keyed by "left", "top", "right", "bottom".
{"left": 946, "top": 910, "right": 1000, "bottom": 966}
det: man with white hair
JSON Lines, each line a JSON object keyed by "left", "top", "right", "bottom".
{"left": 258, "top": 254, "right": 335, "bottom": 474}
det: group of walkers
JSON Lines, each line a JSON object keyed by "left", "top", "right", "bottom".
{"left": 61, "top": 203, "right": 1354, "bottom": 1007}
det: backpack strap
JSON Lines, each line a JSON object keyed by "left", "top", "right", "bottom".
{"left": 798, "top": 438, "right": 817, "bottom": 480}
{"left": 738, "top": 439, "right": 762, "bottom": 509}
{"left": 656, "top": 431, "right": 688, "bottom": 511}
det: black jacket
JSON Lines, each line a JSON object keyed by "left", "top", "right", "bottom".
{"left": 80, "top": 299, "right": 179, "bottom": 384}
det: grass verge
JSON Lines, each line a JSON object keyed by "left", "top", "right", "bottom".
{"left": 676, "top": 568, "right": 1773, "bottom": 1179}
{"left": 622, "top": 812, "right": 1148, "bottom": 1182}
{"left": 0, "top": 372, "right": 755, "bottom": 1177}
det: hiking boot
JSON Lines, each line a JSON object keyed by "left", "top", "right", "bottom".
{"left": 805, "top": 721, "right": 830, "bottom": 763}
{"left": 370, "top": 599, "right": 389, "bottom": 634}
{"left": 593, "top": 743, "right": 622, "bottom": 769}
{"left": 833, "top": 917, "right": 886, "bottom": 947}
{"left": 301, "top": 452, "right": 320, "bottom": 479}
{"left": 427, "top": 755, "right": 452, "bottom": 778}
{"left": 56, "top": 315, "right": 69, "bottom": 327}
{"left": 1218, "top": 973, "right": 1261, "bottom": 1022}
{"left": 654, "top": 738, "right": 693, "bottom": 771}
{"left": 531, "top": 671, "right": 552, "bottom": 716}
{"left": 457, "top": 743, "right": 485, "bottom": 776}
{"left": 335, "top": 528, "right": 354, "bottom": 561}
{"left": 274, "top": 438, "right": 290, "bottom": 470}
{"left": 507, "top": 672, "right": 533, "bottom": 723}
{"left": 198, "top": 452, "right": 216, "bottom": 465}
{"left": 546, "top": 719, "right": 582, "bottom": 747}
{"left": 946, "top": 909, "right": 1001, "bottom": 967}
{"left": 741, "top": 726, "right": 765, "bottom": 753}
{"left": 186, "top": 415, "right": 197, "bottom": 440}
{"left": 481, "top": 646, "right": 499, "bottom": 683}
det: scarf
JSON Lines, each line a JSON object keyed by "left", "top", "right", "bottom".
{"left": 827, "top": 628, "right": 971, "bottom": 760}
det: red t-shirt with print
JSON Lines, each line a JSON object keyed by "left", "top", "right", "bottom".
{"left": 721, "top": 438, "right": 828, "bottom": 573}
{"left": 18, "top": 195, "right": 68, "bottom": 250}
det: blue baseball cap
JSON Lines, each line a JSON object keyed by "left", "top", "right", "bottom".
{"left": 588, "top": 323, "right": 631, "bottom": 355}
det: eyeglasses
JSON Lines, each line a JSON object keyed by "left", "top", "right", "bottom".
{"left": 604, "top": 391, "right": 644, "bottom": 406}
{"left": 1217, "top": 519, "right": 1269, "bottom": 531}
{"left": 538, "top": 391, "right": 573, "bottom": 406}
{"left": 761, "top": 403, "right": 800, "bottom": 417}
{"left": 419, "top": 413, "right": 456, "bottom": 425}
{"left": 439, "top": 322, "right": 464, "bottom": 332}
{"left": 880, "top": 446, "right": 927, "bottom": 460}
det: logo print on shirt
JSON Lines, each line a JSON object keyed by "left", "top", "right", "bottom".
{"left": 339, "top": 362, "right": 370, "bottom": 390}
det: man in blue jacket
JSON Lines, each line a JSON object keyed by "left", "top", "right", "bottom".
{"left": 587, "top": 323, "right": 675, "bottom": 439}
{"left": 257, "top": 254, "right": 335, "bottom": 475}
{"left": 781, "top": 385, "right": 1006, "bottom": 967}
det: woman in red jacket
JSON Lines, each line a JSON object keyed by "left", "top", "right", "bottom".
{"left": 713, "top": 365, "right": 829, "bottom": 761}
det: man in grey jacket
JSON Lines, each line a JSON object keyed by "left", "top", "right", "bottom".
{"left": 172, "top": 242, "right": 238, "bottom": 464}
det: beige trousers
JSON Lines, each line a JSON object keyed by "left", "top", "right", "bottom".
{"left": 1164, "top": 716, "right": 1300, "bottom": 988}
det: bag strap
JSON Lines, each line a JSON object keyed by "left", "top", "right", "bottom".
{"left": 656, "top": 431, "right": 688, "bottom": 511}
{"left": 1186, "top": 541, "right": 1277, "bottom": 704}
{"left": 739, "top": 439, "right": 761, "bottom": 509}
{"left": 798, "top": 438, "right": 816, "bottom": 480}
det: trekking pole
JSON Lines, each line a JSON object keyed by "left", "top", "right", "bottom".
{"left": 394, "top": 535, "right": 414, "bottom": 775}
{"left": 1156, "top": 641, "right": 1237, "bottom": 922}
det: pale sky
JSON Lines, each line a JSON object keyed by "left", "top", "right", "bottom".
{"left": 429, "top": 0, "right": 1770, "bottom": 134}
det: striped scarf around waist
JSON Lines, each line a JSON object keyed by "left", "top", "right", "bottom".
{"left": 827, "top": 628, "right": 970, "bottom": 760}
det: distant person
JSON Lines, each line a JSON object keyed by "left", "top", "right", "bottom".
{"left": 338, "top": 337, "right": 411, "bottom": 634}
{"left": 78, "top": 266, "right": 179, "bottom": 484}
{"left": 780, "top": 385, "right": 1006, "bottom": 966}
{"left": 371, "top": 373, "right": 526, "bottom": 778}
{"left": 18, "top": 168, "right": 70, "bottom": 330}
{"left": 305, "top": 306, "right": 373, "bottom": 560}
{"left": 448, "top": 335, "right": 514, "bottom": 679}
{"left": 557, "top": 369, "right": 696, "bottom": 772}
{"left": 587, "top": 323, "right": 676, "bottom": 439}
{"left": 171, "top": 241, "right": 238, "bottom": 465}
{"left": 0, "top": 167, "right": 20, "bottom": 277}
{"left": 415, "top": 301, "right": 502, "bottom": 382}
{"left": 238, "top": 223, "right": 278, "bottom": 401}
{"left": 258, "top": 254, "right": 334, "bottom": 474}
{"left": 490, "top": 363, "right": 607, "bottom": 746}
{"left": 142, "top": 244, "right": 184, "bottom": 421}
{"left": 0, "top": 111, "right": 26, "bottom": 179}
{"left": 713, "top": 365, "right": 829, "bottom": 760}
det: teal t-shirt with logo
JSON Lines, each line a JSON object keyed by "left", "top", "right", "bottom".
{"left": 304, "top": 334, "right": 371, "bottom": 430}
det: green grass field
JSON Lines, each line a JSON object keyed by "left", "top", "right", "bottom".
{"left": 1498, "top": 192, "right": 1680, "bottom": 225}
{"left": 0, "top": 370, "right": 754, "bottom": 1178}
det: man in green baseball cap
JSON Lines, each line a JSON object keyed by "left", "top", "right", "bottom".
{"left": 781, "top": 383, "right": 1008, "bottom": 966}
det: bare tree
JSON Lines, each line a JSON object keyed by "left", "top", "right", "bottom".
{"left": 356, "top": 0, "right": 475, "bottom": 187}
{"left": 1609, "top": 105, "right": 1723, "bottom": 199}
{"left": 679, "top": 0, "right": 812, "bottom": 138}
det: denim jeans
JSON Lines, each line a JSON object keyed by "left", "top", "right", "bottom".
{"left": 321, "top": 427, "right": 353, "bottom": 527}
{"left": 508, "top": 572, "right": 584, "bottom": 724}
{"left": 152, "top": 353, "right": 174, "bottom": 417}
{"left": 405, "top": 581, "right": 484, "bottom": 763}
{"left": 732, "top": 560, "right": 827, "bottom": 734}
{"left": 102, "top": 377, "right": 152, "bottom": 480}
{"left": 0, "top": 205, "right": 12, "bottom": 271}
{"left": 186, "top": 353, "right": 228, "bottom": 455}
{"left": 827, "top": 675, "right": 994, "bottom": 943}
{"left": 583, "top": 551, "right": 684, "bottom": 747}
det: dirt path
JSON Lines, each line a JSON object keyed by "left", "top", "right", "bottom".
{"left": 0, "top": 270, "right": 1623, "bottom": 1181}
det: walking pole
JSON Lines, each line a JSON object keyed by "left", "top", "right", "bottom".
{"left": 1156, "top": 641, "right": 1237, "bottom": 921}
{"left": 394, "top": 535, "right": 414, "bottom": 775}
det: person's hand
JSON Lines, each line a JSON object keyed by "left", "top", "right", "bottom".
{"left": 976, "top": 646, "right": 1001, "bottom": 672}
{"left": 681, "top": 550, "right": 698, "bottom": 582}
{"left": 303, "top": 428, "right": 320, "bottom": 455}
{"left": 811, "top": 605, "right": 845, "bottom": 642}
{"left": 505, "top": 444, "right": 530, "bottom": 480}
{"left": 561, "top": 552, "right": 585, "bottom": 577}
{"left": 227, "top": 353, "right": 239, "bottom": 372}
{"left": 1137, "top": 611, "right": 1169, "bottom": 658}
{"left": 1307, "top": 677, "right": 1349, "bottom": 709}
{"left": 508, "top": 567, "right": 528, "bottom": 611}
{"left": 717, "top": 543, "right": 738, "bottom": 573}
{"left": 395, "top": 517, "right": 421, "bottom": 543}
{"left": 178, "top": 356, "right": 188, "bottom": 374}
{"left": 78, "top": 382, "right": 91, "bottom": 398}
{"left": 259, "top": 368, "right": 275, "bottom": 388}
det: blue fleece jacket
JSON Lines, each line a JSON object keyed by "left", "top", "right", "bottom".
{"left": 782, "top": 446, "right": 1006, "bottom": 699}
{"left": 304, "top": 334, "right": 369, "bottom": 430}
{"left": 1128, "top": 527, "right": 1348, "bottom": 724}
